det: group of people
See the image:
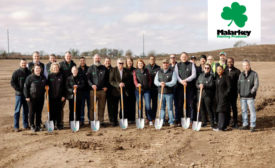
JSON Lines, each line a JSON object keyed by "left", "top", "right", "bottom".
{"left": 11, "top": 50, "right": 259, "bottom": 132}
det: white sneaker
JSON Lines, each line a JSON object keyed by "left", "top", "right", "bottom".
{"left": 149, "top": 121, "right": 153, "bottom": 126}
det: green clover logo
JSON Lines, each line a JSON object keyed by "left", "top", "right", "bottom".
{"left": 221, "top": 2, "right": 248, "bottom": 28}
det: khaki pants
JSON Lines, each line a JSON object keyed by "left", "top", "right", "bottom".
{"left": 89, "top": 90, "right": 106, "bottom": 122}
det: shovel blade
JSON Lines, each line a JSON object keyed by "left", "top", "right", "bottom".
{"left": 119, "top": 119, "right": 128, "bottom": 129}
{"left": 70, "top": 121, "right": 80, "bottom": 132}
{"left": 154, "top": 119, "right": 163, "bottom": 130}
{"left": 136, "top": 118, "right": 145, "bottom": 129}
{"left": 45, "top": 121, "right": 54, "bottom": 132}
{"left": 192, "top": 121, "right": 202, "bottom": 131}
{"left": 181, "top": 117, "right": 190, "bottom": 129}
{"left": 91, "top": 120, "right": 100, "bottom": 131}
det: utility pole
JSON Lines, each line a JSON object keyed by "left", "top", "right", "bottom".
{"left": 142, "top": 33, "right": 145, "bottom": 57}
{"left": 7, "top": 29, "right": 10, "bottom": 57}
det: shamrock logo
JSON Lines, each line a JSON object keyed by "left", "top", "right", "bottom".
{"left": 221, "top": 2, "right": 248, "bottom": 28}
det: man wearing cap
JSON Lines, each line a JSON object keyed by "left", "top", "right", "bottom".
{"left": 214, "top": 52, "right": 227, "bottom": 74}
{"left": 154, "top": 59, "right": 177, "bottom": 126}
{"left": 224, "top": 57, "right": 241, "bottom": 128}
{"left": 174, "top": 52, "right": 197, "bottom": 125}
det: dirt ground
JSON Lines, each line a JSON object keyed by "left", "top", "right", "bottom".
{"left": 0, "top": 59, "right": 274, "bottom": 168}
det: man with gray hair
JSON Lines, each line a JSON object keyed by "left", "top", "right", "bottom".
{"left": 238, "top": 59, "right": 259, "bottom": 132}
{"left": 87, "top": 54, "right": 108, "bottom": 126}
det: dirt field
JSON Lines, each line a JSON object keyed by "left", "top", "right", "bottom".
{"left": 0, "top": 59, "right": 274, "bottom": 168}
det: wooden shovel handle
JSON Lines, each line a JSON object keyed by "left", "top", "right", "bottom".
{"left": 94, "top": 89, "right": 97, "bottom": 114}
{"left": 73, "top": 87, "right": 77, "bottom": 113}
{"left": 184, "top": 85, "right": 186, "bottom": 111}
{"left": 120, "top": 87, "right": 124, "bottom": 110}
{"left": 139, "top": 86, "right": 141, "bottom": 110}
{"left": 158, "top": 86, "right": 164, "bottom": 115}
{"left": 45, "top": 86, "right": 50, "bottom": 112}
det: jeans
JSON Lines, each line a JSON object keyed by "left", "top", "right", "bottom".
{"left": 80, "top": 91, "right": 90, "bottom": 123}
{"left": 241, "top": 98, "right": 256, "bottom": 128}
{"left": 159, "top": 93, "right": 174, "bottom": 124}
{"left": 135, "top": 90, "right": 152, "bottom": 120}
{"left": 14, "top": 95, "right": 29, "bottom": 128}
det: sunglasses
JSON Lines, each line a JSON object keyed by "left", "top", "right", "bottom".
{"left": 119, "top": 62, "right": 124, "bottom": 65}
{"left": 163, "top": 62, "right": 169, "bottom": 64}
{"left": 205, "top": 67, "right": 210, "bottom": 69}
{"left": 170, "top": 57, "right": 175, "bottom": 59}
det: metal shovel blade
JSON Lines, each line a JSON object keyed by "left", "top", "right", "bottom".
{"left": 45, "top": 120, "right": 54, "bottom": 132}
{"left": 154, "top": 118, "right": 164, "bottom": 130}
{"left": 181, "top": 117, "right": 191, "bottom": 129}
{"left": 119, "top": 119, "right": 128, "bottom": 129}
{"left": 70, "top": 121, "right": 80, "bottom": 132}
{"left": 192, "top": 121, "right": 202, "bottom": 131}
{"left": 90, "top": 120, "right": 100, "bottom": 131}
{"left": 136, "top": 118, "right": 145, "bottom": 129}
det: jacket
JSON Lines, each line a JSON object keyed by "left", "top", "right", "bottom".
{"left": 11, "top": 68, "right": 31, "bottom": 96}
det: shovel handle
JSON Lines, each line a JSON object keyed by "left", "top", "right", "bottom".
{"left": 184, "top": 85, "right": 186, "bottom": 113}
{"left": 138, "top": 86, "right": 141, "bottom": 113}
{"left": 73, "top": 87, "right": 77, "bottom": 114}
{"left": 94, "top": 89, "right": 97, "bottom": 120}
{"left": 197, "top": 87, "right": 203, "bottom": 122}
{"left": 45, "top": 86, "right": 50, "bottom": 112}
{"left": 157, "top": 86, "right": 164, "bottom": 119}
{"left": 120, "top": 87, "right": 124, "bottom": 118}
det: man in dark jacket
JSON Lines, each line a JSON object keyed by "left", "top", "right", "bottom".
{"left": 224, "top": 57, "right": 241, "bottom": 128}
{"left": 59, "top": 51, "right": 76, "bottom": 127}
{"left": 196, "top": 63, "right": 215, "bottom": 127}
{"left": 109, "top": 58, "right": 131, "bottom": 126}
{"left": 145, "top": 55, "right": 160, "bottom": 125}
{"left": 27, "top": 51, "right": 45, "bottom": 76}
{"left": 104, "top": 57, "right": 114, "bottom": 124}
{"left": 174, "top": 52, "right": 197, "bottom": 124}
{"left": 10, "top": 59, "right": 31, "bottom": 131}
{"left": 44, "top": 54, "right": 57, "bottom": 79}
{"left": 78, "top": 57, "right": 90, "bottom": 126}
{"left": 87, "top": 54, "right": 108, "bottom": 126}
{"left": 238, "top": 60, "right": 259, "bottom": 132}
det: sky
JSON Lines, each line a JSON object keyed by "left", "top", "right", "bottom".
{"left": 0, "top": 0, "right": 274, "bottom": 56}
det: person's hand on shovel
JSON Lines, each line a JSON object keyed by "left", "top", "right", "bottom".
{"left": 73, "top": 85, "right": 78, "bottom": 94}
{"left": 161, "top": 82, "right": 166, "bottom": 87}
{"left": 137, "top": 83, "right": 142, "bottom": 88}
{"left": 181, "top": 80, "right": 187, "bottom": 86}
{"left": 26, "top": 98, "right": 30, "bottom": 102}
{"left": 92, "top": 85, "right": 97, "bottom": 91}
{"left": 119, "top": 82, "right": 125, "bottom": 88}
{"left": 61, "top": 97, "right": 65, "bottom": 101}
{"left": 199, "top": 84, "right": 204, "bottom": 89}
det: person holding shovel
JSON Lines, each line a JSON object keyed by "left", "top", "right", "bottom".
{"left": 195, "top": 63, "right": 215, "bottom": 128}
{"left": 47, "top": 63, "right": 65, "bottom": 130}
{"left": 133, "top": 59, "right": 152, "bottom": 125}
{"left": 154, "top": 59, "right": 177, "bottom": 126}
{"left": 109, "top": 58, "right": 131, "bottom": 127}
{"left": 11, "top": 58, "right": 31, "bottom": 132}
{"left": 66, "top": 66, "right": 85, "bottom": 127}
{"left": 213, "top": 66, "right": 231, "bottom": 132}
{"left": 24, "top": 64, "right": 47, "bottom": 132}
{"left": 87, "top": 54, "right": 108, "bottom": 126}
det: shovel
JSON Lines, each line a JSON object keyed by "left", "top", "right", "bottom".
{"left": 119, "top": 87, "right": 128, "bottom": 129}
{"left": 181, "top": 85, "right": 190, "bottom": 129}
{"left": 70, "top": 85, "right": 79, "bottom": 132}
{"left": 91, "top": 89, "right": 100, "bottom": 131}
{"left": 192, "top": 87, "right": 203, "bottom": 131}
{"left": 136, "top": 86, "right": 145, "bottom": 129}
{"left": 155, "top": 86, "right": 164, "bottom": 130}
{"left": 45, "top": 85, "right": 54, "bottom": 132}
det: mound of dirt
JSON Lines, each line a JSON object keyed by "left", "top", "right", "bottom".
{"left": 256, "top": 97, "right": 275, "bottom": 111}
{"left": 63, "top": 140, "right": 104, "bottom": 150}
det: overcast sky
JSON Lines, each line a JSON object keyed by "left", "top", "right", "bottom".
{"left": 0, "top": 0, "right": 274, "bottom": 55}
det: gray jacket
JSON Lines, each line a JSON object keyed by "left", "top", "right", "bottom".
{"left": 238, "top": 70, "right": 259, "bottom": 99}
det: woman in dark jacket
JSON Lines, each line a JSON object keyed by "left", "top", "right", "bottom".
{"left": 66, "top": 66, "right": 85, "bottom": 123}
{"left": 213, "top": 65, "right": 231, "bottom": 131}
{"left": 133, "top": 59, "right": 152, "bottom": 124}
{"left": 196, "top": 63, "right": 215, "bottom": 128}
{"left": 24, "top": 64, "right": 46, "bottom": 132}
{"left": 47, "top": 63, "right": 65, "bottom": 129}
{"left": 125, "top": 57, "right": 136, "bottom": 123}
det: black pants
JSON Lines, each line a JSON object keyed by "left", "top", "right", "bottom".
{"left": 200, "top": 96, "right": 215, "bottom": 127}
{"left": 177, "top": 85, "right": 195, "bottom": 121}
{"left": 107, "top": 90, "right": 115, "bottom": 123}
{"left": 111, "top": 94, "right": 129, "bottom": 124}
{"left": 149, "top": 89, "right": 158, "bottom": 120}
{"left": 28, "top": 97, "right": 44, "bottom": 127}
{"left": 49, "top": 97, "right": 62, "bottom": 126}
{"left": 228, "top": 95, "right": 238, "bottom": 125}
{"left": 126, "top": 89, "right": 136, "bottom": 122}
{"left": 218, "top": 112, "right": 227, "bottom": 130}
{"left": 69, "top": 96, "right": 82, "bottom": 121}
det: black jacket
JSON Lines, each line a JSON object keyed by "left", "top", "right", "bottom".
{"left": 47, "top": 72, "right": 65, "bottom": 99}
{"left": 145, "top": 64, "right": 160, "bottom": 89}
{"left": 78, "top": 65, "right": 90, "bottom": 91}
{"left": 224, "top": 66, "right": 241, "bottom": 98}
{"left": 66, "top": 74, "right": 85, "bottom": 99}
{"left": 59, "top": 60, "right": 76, "bottom": 79}
{"left": 11, "top": 68, "right": 31, "bottom": 96}
{"left": 24, "top": 74, "right": 46, "bottom": 99}
{"left": 109, "top": 67, "right": 131, "bottom": 97}
{"left": 196, "top": 72, "right": 215, "bottom": 98}
{"left": 87, "top": 64, "right": 108, "bottom": 91}
{"left": 215, "top": 74, "right": 231, "bottom": 113}
{"left": 238, "top": 70, "right": 259, "bottom": 99}
{"left": 27, "top": 62, "right": 45, "bottom": 76}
